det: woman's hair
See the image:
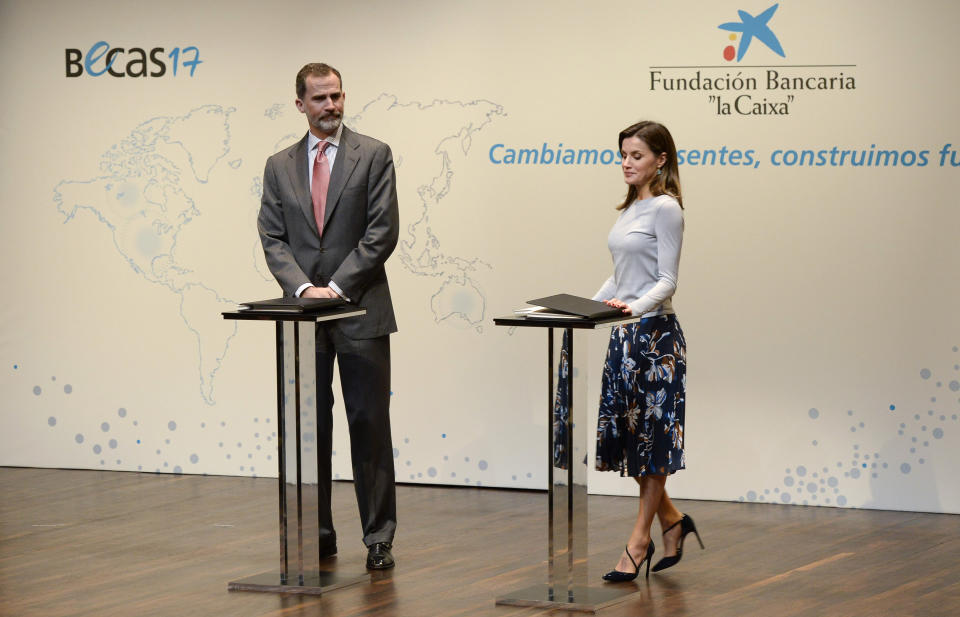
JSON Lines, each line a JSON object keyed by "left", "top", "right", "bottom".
{"left": 617, "top": 121, "right": 683, "bottom": 210}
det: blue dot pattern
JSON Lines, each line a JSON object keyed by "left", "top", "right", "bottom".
{"left": 741, "top": 344, "right": 959, "bottom": 507}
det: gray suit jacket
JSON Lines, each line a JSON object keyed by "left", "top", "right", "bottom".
{"left": 258, "top": 127, "right": 399, "bottom": 339}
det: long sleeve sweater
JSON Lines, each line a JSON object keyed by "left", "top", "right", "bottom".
{"left": 592, "top": 194, "right": 684, "bottom": 317}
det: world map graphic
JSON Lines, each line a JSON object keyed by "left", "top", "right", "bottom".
{"left": 54, "top": 96, "right": 506, "bottom": 404}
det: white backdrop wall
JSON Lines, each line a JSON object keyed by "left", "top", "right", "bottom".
{"left": 1, "top": 0, "right": 958, "bottom": 513}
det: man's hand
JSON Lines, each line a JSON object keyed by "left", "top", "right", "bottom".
{"left": 302, "top": 286, "right": 341, "bottom": 299}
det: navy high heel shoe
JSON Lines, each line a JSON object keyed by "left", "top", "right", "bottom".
{"left": 651, "top": 513, "right": 704, "bottom": 572}
{"left": 602, "top": 540, "right": 655, "bottom": 582}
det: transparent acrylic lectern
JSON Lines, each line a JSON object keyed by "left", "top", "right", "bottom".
{"left": 222, "top": 305, "right": 368, "bottom": 595}
{"left": 492, "top": 312, "right": 645, "bottom": 613}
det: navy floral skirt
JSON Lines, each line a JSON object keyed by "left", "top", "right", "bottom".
{"left": 554, "top": 315, "right": 686, "bottom": 477}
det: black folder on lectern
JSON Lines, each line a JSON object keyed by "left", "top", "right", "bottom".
{"left": 239, "top": 297, "right": 347, "bottom": 313}
{"left": 527, "top": 294, "right": 623, "bottom": 320}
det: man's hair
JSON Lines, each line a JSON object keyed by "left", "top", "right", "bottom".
{"left": 295, "top": 63, "right": 343, "bottom": 99}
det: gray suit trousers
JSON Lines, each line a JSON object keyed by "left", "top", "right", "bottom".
{"left": 314, "top": 325, "right": 396, "bottom": 548}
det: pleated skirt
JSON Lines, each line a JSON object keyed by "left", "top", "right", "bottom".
{"left": 553, "top": 314, "right": 686, "bottom": 477}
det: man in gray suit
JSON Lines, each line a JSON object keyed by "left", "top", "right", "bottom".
{"left": 258, "top": 63, "right": 399, "bottom": 570}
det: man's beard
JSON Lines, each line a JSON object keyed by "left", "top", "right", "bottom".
{"left": 316, "top": 113, "right": 342, "bottom": 133}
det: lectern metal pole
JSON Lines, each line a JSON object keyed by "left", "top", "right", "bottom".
{"left": 293, "top": 323, "right": 305, "bottom": 584}
{"left": 546, "top": 328, "right": 555, "bottom": 599}
{"left": 566, "top": 327, "right": 575, "bottom": 597}
{"left": 568, "top": 328, "right": 576, "bottom": 599}
{"left": 275, "top": 321, "right": 288, "bottom": 583}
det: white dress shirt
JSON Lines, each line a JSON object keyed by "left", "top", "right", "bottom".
{"left": 295, "top": 124, "right": 348, "bottom": 300}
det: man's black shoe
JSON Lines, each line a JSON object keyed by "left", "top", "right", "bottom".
{"left": 318, "top": 544, "right": 337, "bottom": 559}
{"left": 365, "top": 542, "right": 395, "bottom": 570}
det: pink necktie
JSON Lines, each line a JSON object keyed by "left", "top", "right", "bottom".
{"left": 311, "top": 141, "right": 331, "bottom": 237}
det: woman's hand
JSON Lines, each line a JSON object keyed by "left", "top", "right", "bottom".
{"left": 604, "top": 298, "right": 633, "bottom": 314}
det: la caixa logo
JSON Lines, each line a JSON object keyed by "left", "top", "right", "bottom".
{"left": 718, "top": 3, "right": 785, "bottom": 62}
{"left": 648, "top": 3, "right": 859, "bottom": 117}
{"left": 65, "top": 41, "right": 202, "bottom": 78}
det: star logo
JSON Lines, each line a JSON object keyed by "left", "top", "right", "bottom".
{"left": 719, "top": 3, "right": 786, "bottom": 62}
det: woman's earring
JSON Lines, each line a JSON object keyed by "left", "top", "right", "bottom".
{"left": 656, "top": 168, "right": 662, "bottom": 176}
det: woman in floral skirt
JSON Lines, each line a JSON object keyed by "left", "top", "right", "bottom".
{"left": 560, "top": 120, "right": 705, "bottom": 582}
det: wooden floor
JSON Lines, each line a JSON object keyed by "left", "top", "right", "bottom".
{"left": 1, "top": 468, "right": 958, "bottom": 617}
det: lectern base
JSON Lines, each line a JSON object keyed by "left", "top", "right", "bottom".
{"left": 227, "top": 568, "right": 367, "bottom": 595}
{"left": 495, "top": 583, "right": 643, "bottom": 613}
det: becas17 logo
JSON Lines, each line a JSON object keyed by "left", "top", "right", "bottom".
{"left": 65, "top": 41, "right": 202, "bottom": 78}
